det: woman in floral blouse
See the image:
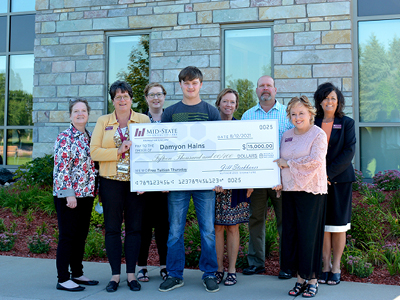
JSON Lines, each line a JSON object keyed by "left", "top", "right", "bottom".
{"left": 91, "top": 81, "right": 150, "bottom": 293}
{"left": 53, "top": 99, "right": 98, "bottom": 292}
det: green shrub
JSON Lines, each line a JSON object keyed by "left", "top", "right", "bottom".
{"left": 360, "top": 186, "right": 386, "bottom": 205}
{"left": 84, "top": 227, "right": 106, "bottom": 260}
{"left": 352, "top": 169, "right": 365, "bottom": 191}
{"left": 344, "top": 255, "right": 374, "bottom": 278}
{"left": 373, "top": 170, "right": 400, "bottom": 191}
{"left": 186, "top": 199, "right": 197, "bottom": 221}
{"left": 390, "top": 191, "right": 400, "bottom": 213}
{"left": 265, "top": 212, "right": 278, "bottom": 257}
{"left": 28, "top": 233, "right": 51, "bottom": 254}
{"left": 0, "top": 232, "right": 17, "bottom": 251}
{"left": 236, "top": 223, "right": 250, "bottom": 269}
{"left": 349, "top": 199, "right": 384, "bottom": 247}
{"left": 184, "top": 221, "right": 201, "bottom": 267}
{"left": 90, "top": 197, "right": 104, "bottom": 228}
{"left": 0, "top": 218, "right": 7, "bottom": 233}
{"left": 382, "top": 242, "right": 400, "bottom": 275}
{"left": 28, "top": 222, "right": 51, "bottom": 254}
{"left": 0, "top": 184, "right": 54, "bottom": 215}
{"left": 14, "top": 154, "right": 54, "bottom": 188}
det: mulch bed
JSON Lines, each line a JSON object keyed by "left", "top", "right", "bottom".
{"left": 0, "top": 207, "right": 399, "bottom": 285}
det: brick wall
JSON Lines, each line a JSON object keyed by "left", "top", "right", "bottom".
{"left": 33, "top": 0, "right": 352, "bottom": 157}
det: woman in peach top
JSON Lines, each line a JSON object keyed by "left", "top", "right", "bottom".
{"left": 273, "top": 96, "right": 328, "bottom": 298}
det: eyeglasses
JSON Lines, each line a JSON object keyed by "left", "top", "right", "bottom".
{"left": 114, "top": 95, "right": 131, "bottom": 101}
{"left": 147, "top": 93, "right": 164, "bottom": 99}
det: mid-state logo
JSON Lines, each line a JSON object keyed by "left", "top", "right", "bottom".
{"left": 134, "top": 127, "right": 179, "bottom": 138}
{"left": 135, "top": 128, "right": 145, "bottom": 137}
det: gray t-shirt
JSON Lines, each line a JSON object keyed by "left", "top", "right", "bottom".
{"left": 161, "top": 101, "right": 221, "bottom": 122}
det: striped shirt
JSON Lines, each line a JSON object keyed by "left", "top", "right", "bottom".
{"left": 241, "top": 101, "right": 294, "bottom": 142}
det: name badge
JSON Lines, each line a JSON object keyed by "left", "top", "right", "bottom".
{"left": 117, "top": 163, "right": 129, "bottom": 174}
{"left": 333, "top": 124, "right": 342, "bottom": 129}
{"left": 285, "top": 137, "right": 293, "bottom": 142}
{"left": 105, "top": 126, "right": 113, "bottom": 131}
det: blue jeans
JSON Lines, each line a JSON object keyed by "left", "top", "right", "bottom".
{"left": 166, "top": 190, "right": 218, "bottom": 280}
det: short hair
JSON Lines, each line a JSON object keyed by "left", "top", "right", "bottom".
{"left": 286, "top": 96, "right": 316, "bottom": 125}
{"left": 257, "top": 75, "right": 275, "bottom": 88}
{"left": 314, "top": 82, "right": 345, "bottom": 118}
{"left": 69, "top": 98, "right": 90, "bottom": 115}
{"left": 109, "top": 80, "right": 133, "bottom": 100}
{"left": 215, "top": 88, "right": 240, "bottom": 110}
{"left": 143, "top": 82, "right": 167, "bottom": 96}
{"left": 178, "top": 66, "right": 203, "bottom": 83}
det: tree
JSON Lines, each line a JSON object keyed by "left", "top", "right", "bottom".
{"left": 228, "top": 78, "right": 257, "bottom": 119}
{"left": 359, "top": 34, "right": 391, "bottom": 122}
{"left": 118, "top": 35, "right": 149, "bottom": 113}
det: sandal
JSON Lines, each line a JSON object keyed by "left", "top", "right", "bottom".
{"left": 327, "top": 272, "right": 340, "bottom": 285}
{"left": 160, "top": 268, "right": 168, "bottom": 281}
{"left": 288, "top": 281, "right": 307, "bottom": 296}
{"left": 318, "top": 271, "right": 330, "bottom": 284}
{"left": 137, "top": 269, "right": 149, "bottom": 282}
{"left": 224, "top": 273, "right": 237, "bottom": 286}
{"left": 215, "top": 271, "right": 224, "bottom": 284}
{"left": 302, "top": 283, "right": 318, "bottom": 298}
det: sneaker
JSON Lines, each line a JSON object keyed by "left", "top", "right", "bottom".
{"left": 159, "top": 277, "right": 184, "bottom": 292}
{"left": 203, "top": 276, "right": 219, "bottom": 293}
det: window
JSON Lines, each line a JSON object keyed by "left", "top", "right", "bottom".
{"left": 107, "top": 33, "right": 149, "bottom": 113}
{"left": 0, "top": 0, "right": 35, "bottom": 167}
{"left": 223, "top": 25, "right": 272, "bottom": 119}
{"left": 355, "top": 1, "right": 400, "bottom": 178}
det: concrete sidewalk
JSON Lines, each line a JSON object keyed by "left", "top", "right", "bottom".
{"left": 0, "top": 256, "right": 399, "bottom": 300}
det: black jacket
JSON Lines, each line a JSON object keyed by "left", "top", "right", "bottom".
{"left": 315, "top": 116, "right": 356, "bottom": 183}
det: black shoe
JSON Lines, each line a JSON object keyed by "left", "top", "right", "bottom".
{"left": 56, "top": 282, "right": 85, "bottom": 292}
{"left": 106, "top": 281, "right": 119, "bottom": 292}
{"left": 203, "top": 276, "right": 219, "bottom": 292}
{"left": 243, "top": 265, "right": 265, "bottom": 275}
{"left": 128, "top": 280, "right": 141, "bottom": 291}
{"left": 71, "top": 278, "right": 99, "bottom": 285}
{"left": 159, "top": 277, "right": 184, "bottom": 292}
{"left": 278, "top": 270, "right": 292, "bottom": 279}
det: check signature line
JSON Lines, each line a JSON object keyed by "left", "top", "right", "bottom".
{"left": 202, "top": 169, "right": 274, "bottom": 172}
{"left": 136, "top": 157, "right": 261, "bottom": 163}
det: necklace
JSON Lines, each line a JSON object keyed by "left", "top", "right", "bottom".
{"left": 322, "top": 117, "right": 334, "bottom": 123}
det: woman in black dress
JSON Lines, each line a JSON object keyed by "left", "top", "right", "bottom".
{"left": 314, "top": 83, "right": 356, "bottom": 286}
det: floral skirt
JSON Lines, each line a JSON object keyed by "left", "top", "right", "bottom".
{"left": 215, "top": 189, "right": 250, "bottom": 226}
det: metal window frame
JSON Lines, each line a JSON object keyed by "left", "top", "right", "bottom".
{"left": 105, "top": 30, "right": 151, "bottom": 114}
{"left": 352, "top": 0, "right": 400, "bottom": 173}
{"left": 221, "top": 22, "right": 274, "bottom": 91}
{"left": 0, "top": 0, "right": 35, "bottom": 167}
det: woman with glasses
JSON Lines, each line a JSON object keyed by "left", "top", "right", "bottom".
{"left": 136, "top": 83, "right": 169, "bottom": 282}
{"left": 91, "top": 81, "right": 150, "bottom": 293}
{"left": 53, "top": 99, "right": 98, "bottom": 291}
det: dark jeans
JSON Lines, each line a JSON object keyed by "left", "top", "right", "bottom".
{"left": 54, "top": 196, "right": 94, "bottom": 283}
{"left": 100, "top": 177, "right": 144, "bottom": 275}
{"left": 138, "top": 191, "right": 169, "bottom": 266}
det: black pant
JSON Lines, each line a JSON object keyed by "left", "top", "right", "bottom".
{"left": 137, "top": 192, "right": 169, "bottom": 266}
{"left": 281, "top": 191, "right": 326, "bottom": 280}
{"left": 100, "top": 177, "right": 144, "bottom": 275}
{"left": 54, "top": 196, "right": 94, "bottom": 283}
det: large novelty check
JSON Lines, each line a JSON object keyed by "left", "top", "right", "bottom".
{"left": 129, "top": 120, "right": 280, "bottom": 192}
